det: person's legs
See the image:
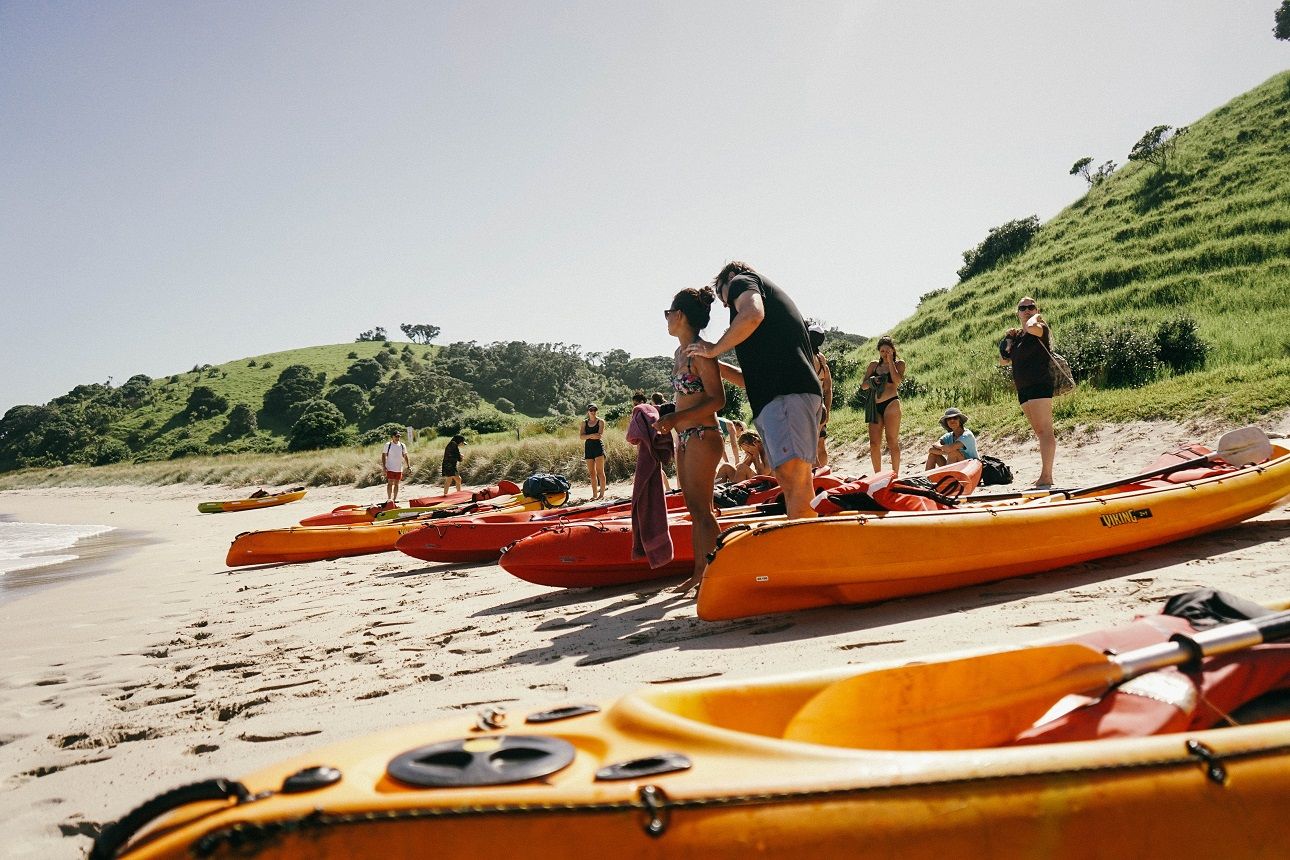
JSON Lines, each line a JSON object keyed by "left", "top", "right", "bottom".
{"left": 883, "top": 399, "right": 903, "bottom": 475}
{"left": 671, "top": 433, "right": 724, "bottom": 594}
{"left": 593, "top": 456, "right": 607, "bottom": 498}
{"left": 867, "top": 422, "right": 883, "bottom": 473}
{"left": 773, "top": 457, "right": 817, "bottom": 519}
{"left": 715, "top": 463, "right": 737, "bottom": 484}
{"left": 1021, "top": 398, "right": 1056, "bottom": 486}
{"left": 925, "top": 450, "right": 947, "bottom": 470}
{"left": 390, "top": 476, "right": 401, "bottom": 504}
{"left": 816, "top": 430, "right": 829, "bottom": 468}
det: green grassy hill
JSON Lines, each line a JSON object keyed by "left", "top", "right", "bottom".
{"left": 832, "top": 70, "right": 1290, "bottom": 442}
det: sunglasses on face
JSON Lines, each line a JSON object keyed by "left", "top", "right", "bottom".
{"left": 664, "top": 308, "right": 679, "bottom": 318}
{"left": 1017, "top": 304, "right": 1036, "bottom": 311}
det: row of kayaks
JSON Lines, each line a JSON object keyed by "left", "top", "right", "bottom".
{"left": 93, "top": 592, "right": 1290, "bottom": 858}
{"left": 222, "top": 432, "right": 1290, "bottom": 624}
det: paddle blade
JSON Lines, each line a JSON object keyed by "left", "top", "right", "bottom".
{"left": 783, "top": 643, "right": 1120, "bottom": 751}
{"left": 1215, "top": 425, "right": 1272, "bottom": 466}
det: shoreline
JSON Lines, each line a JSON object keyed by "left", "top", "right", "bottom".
{"left": 0, "top": 526, "right": 151, "bottom": 605}
{"left": 0, "top": 419, "right": 1288, "bottom": 858}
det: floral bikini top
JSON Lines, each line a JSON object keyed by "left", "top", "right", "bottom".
{"left": 672, "top": 357, "right": 705, "bottom": 395}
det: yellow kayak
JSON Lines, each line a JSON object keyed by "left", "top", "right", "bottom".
{"left": 197, "top": 488, "right": 306, "bottom": 514}
{"left": 698, "top": 437, "right": 1290, "bottom": 621}
{"left": 93, "top": 604, "right": 1290, "bottom": 859}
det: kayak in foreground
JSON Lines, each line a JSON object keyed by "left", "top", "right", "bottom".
{"left": 197, "top": 488, "right": 306, "bottom": 514}
{"left": 91, "top": 594, "right": 1290, "bottom": 859}
{"left": 698, "top": 434, "right": 1290, "bottom": 621}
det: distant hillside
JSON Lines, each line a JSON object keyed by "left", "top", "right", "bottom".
{"left": 871, "top": 70, "right": 1290, "bottom": 431}
{"left": 0, "top": 340, "right": 677, "bottom": 471}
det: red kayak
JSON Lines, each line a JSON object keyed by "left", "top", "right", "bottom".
{"left": 298, "top": 481, "right": 521, "bottom": 527}
{"left": 499, "top": 473, "right": 848, "bottom": 588}
{"left": 395, "top": 493, "right": 689, "bottom": 563}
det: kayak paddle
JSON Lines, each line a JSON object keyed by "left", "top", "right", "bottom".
{"left": 1054, "top": 425, "right": 1272, "bottom": 501}
{"left": 783, "top": 608, "right": 1290, "bottom": 751}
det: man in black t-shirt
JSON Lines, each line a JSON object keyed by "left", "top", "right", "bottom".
{"left": 686, "top": 262, "right": 822, "bottom": 519}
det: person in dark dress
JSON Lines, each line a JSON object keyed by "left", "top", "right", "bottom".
{"left": 440, "top": 434, "right": 465, "bottom": 495}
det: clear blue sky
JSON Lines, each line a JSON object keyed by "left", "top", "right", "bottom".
{"left": 2, "top": 1, "right": 1286, "bottom": 413}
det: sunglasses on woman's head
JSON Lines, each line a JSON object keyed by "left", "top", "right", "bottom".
{"left": 1017, "top": 304, "right": 1036, "bottom": 311}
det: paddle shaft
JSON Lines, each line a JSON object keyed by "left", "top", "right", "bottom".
{"left": 1113, "top": 609, "right": 1290, "bottom": 681}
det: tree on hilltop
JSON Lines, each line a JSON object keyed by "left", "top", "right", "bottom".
{"left": 355, "top": 326, "right": 387, "bottom": 342}
{"left": 400, "top": 323, "right": 441, "bottom": 344}
{"left": 1276, "top": 1, "right": 1290, "bottom": 40}
{"left": 1128, "top": 125, "right": 1189, "bottom": 171}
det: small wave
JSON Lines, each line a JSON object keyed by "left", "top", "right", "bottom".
{"left": 0, "top": 522, "right": 116, "bottom": 575}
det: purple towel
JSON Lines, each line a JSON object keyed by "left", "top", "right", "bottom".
{"left": 626, "top": 404, "right": 673, "bottom": 568}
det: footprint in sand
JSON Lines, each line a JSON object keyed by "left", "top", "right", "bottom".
{"left": 189, "top": 743, "right": 219, "bottom": 755}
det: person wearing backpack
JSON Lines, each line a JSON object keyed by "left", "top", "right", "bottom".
{"left": 380, "top": 429, "right": 411, "bottom": 503}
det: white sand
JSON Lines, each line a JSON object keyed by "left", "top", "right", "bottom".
{"left": 2, "top": 416, "right": 1289, "bottom": 858}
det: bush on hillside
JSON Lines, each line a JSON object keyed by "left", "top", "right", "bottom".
{"left": 495, "top": 397, "right": 515, "bottom": 414}
{"left": 347, "top": 351, "right": 359, "bottom": 359}
{"left": 263, "top": 365, "right": 326, "bottom": 421}
{"left": 169, "top": 441, "right": 213, "bottom": 460}
{"left": 368, "top": 369, "right": 481, "bottom": 429}
{"left": 360, "top": 422, "right": 406, "bottom": 445}
{"left": 1154, "top": 315, "right": 1208, "bottom": 373}
{"left": 326, "top": 383, "right": 370, "bottom": 422}
{"left": 1060, "top": 321, "right": 1162, "bottom": 388}
{"left": 335, "top": 357, "right": 384, "bottom": 390}
{"left": 184, "top": 386, "right": 229, "bottom": 420}
{"left": 91, "top": 438, "right": 132, "bottom": 466}
{"left": 441, "top": 408, "right": 518, "bottom": 436}
{"left": 289, "top": 400, "right": 351, "bottom": 451}
{"left": 223, "top": 403, "right": 258, "bottom": 439}
{"left": 373, "top": 350, "right": 398, "bottom": 370}
{"left": 957, "top": 215, "right": 1041, "bottom": 282}
{"left": 118, "top": 374, "right": 153, "bottom": 406}
{"left": 720, "top": 381, "right": 745, "bottom": 418}
{"left": 1128, "top": 125, "right": 1189, "bottom": 171}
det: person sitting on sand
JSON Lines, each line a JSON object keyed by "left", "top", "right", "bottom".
{"left": 441, "top": 434, "right": 465, "bottom": 495}
{"left": 925, "top": 407, "right": 978, "bottom": 470}
{"left": 381, "top": 430, "right": 410, "bottom": 503}
{"left": 716, "top": 431, "right": 769, "bottom": 484}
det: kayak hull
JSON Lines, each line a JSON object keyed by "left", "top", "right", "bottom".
{"left": 197, "top": 490, "right": 306, "bottom": 513}
{"left": 106, "top": 617, "right": 1290, "bottom": 859}
{"left": 698, "top": 441, "right": 1290, "bottom": 620}
{"left": 397, "top": 495, "right": 687, "bottom": 564}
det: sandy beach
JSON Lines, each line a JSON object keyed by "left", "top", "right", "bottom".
{"left": 3, "top": 416, "right": 1290, "bottom": 859}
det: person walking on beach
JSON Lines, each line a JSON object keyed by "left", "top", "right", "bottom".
{"left": 580, "top": 405, "right": 608, "bottom": 501}
{"left": 441, "top": 434, "right": 465, "bottom": 495}
{"left": 652, "top": 286, "right": 725, "bottom": 593}
{"left": 999, "top": 296, "right": 1056, "bottom": 488}
{"left": 808, "top": 323, "right": 833, "bottom": 467}
{"left": 380, "top": 430, "right": 410, "bottom": 503}
{"left": 861, "top": 336, "right": 905, "bottom": 475}
{"left": 685, "top": 262, "right": 822, "bottom": 520}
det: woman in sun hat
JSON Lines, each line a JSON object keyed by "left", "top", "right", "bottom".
{"left": 925, "top": 407, "right": 978, "bottom": 470}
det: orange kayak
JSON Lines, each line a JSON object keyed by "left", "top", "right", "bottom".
{"left": 93, "top": 600, "right": 1290, "bottom": 860}
{"left": 198, "top": 488, "right": 306, "bottom": 513}
{"left": 299, "top": 481, "right": 521, "bottom": 526}
{"left": 226, "top": 496, "right": 547, "bottom": 567}
{"left": 698, "top": 439, "right": 1290, "bottom": 621}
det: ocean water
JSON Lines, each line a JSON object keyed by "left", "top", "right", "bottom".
{"left": 0, "top": 520, "right": 116, "bottom": 575}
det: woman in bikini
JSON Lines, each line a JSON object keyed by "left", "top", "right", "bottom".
{"left": 861, "top": 335, "right": 905, "bottom": 475}
{"left": 652, "top": 286, "right": 725, "bottom": 594}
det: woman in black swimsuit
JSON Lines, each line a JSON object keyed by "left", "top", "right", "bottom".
{"left": 861, "top": 335, "right": 905, "bottom": 474}
{"left": 999, "top": 296, "right": 1056, "bottom": 488}
{"left": 580, "top": 405, "right": 607, "bottom": 500}
{"left": 653, "top": 286, "right": 725, "bottom": 594}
